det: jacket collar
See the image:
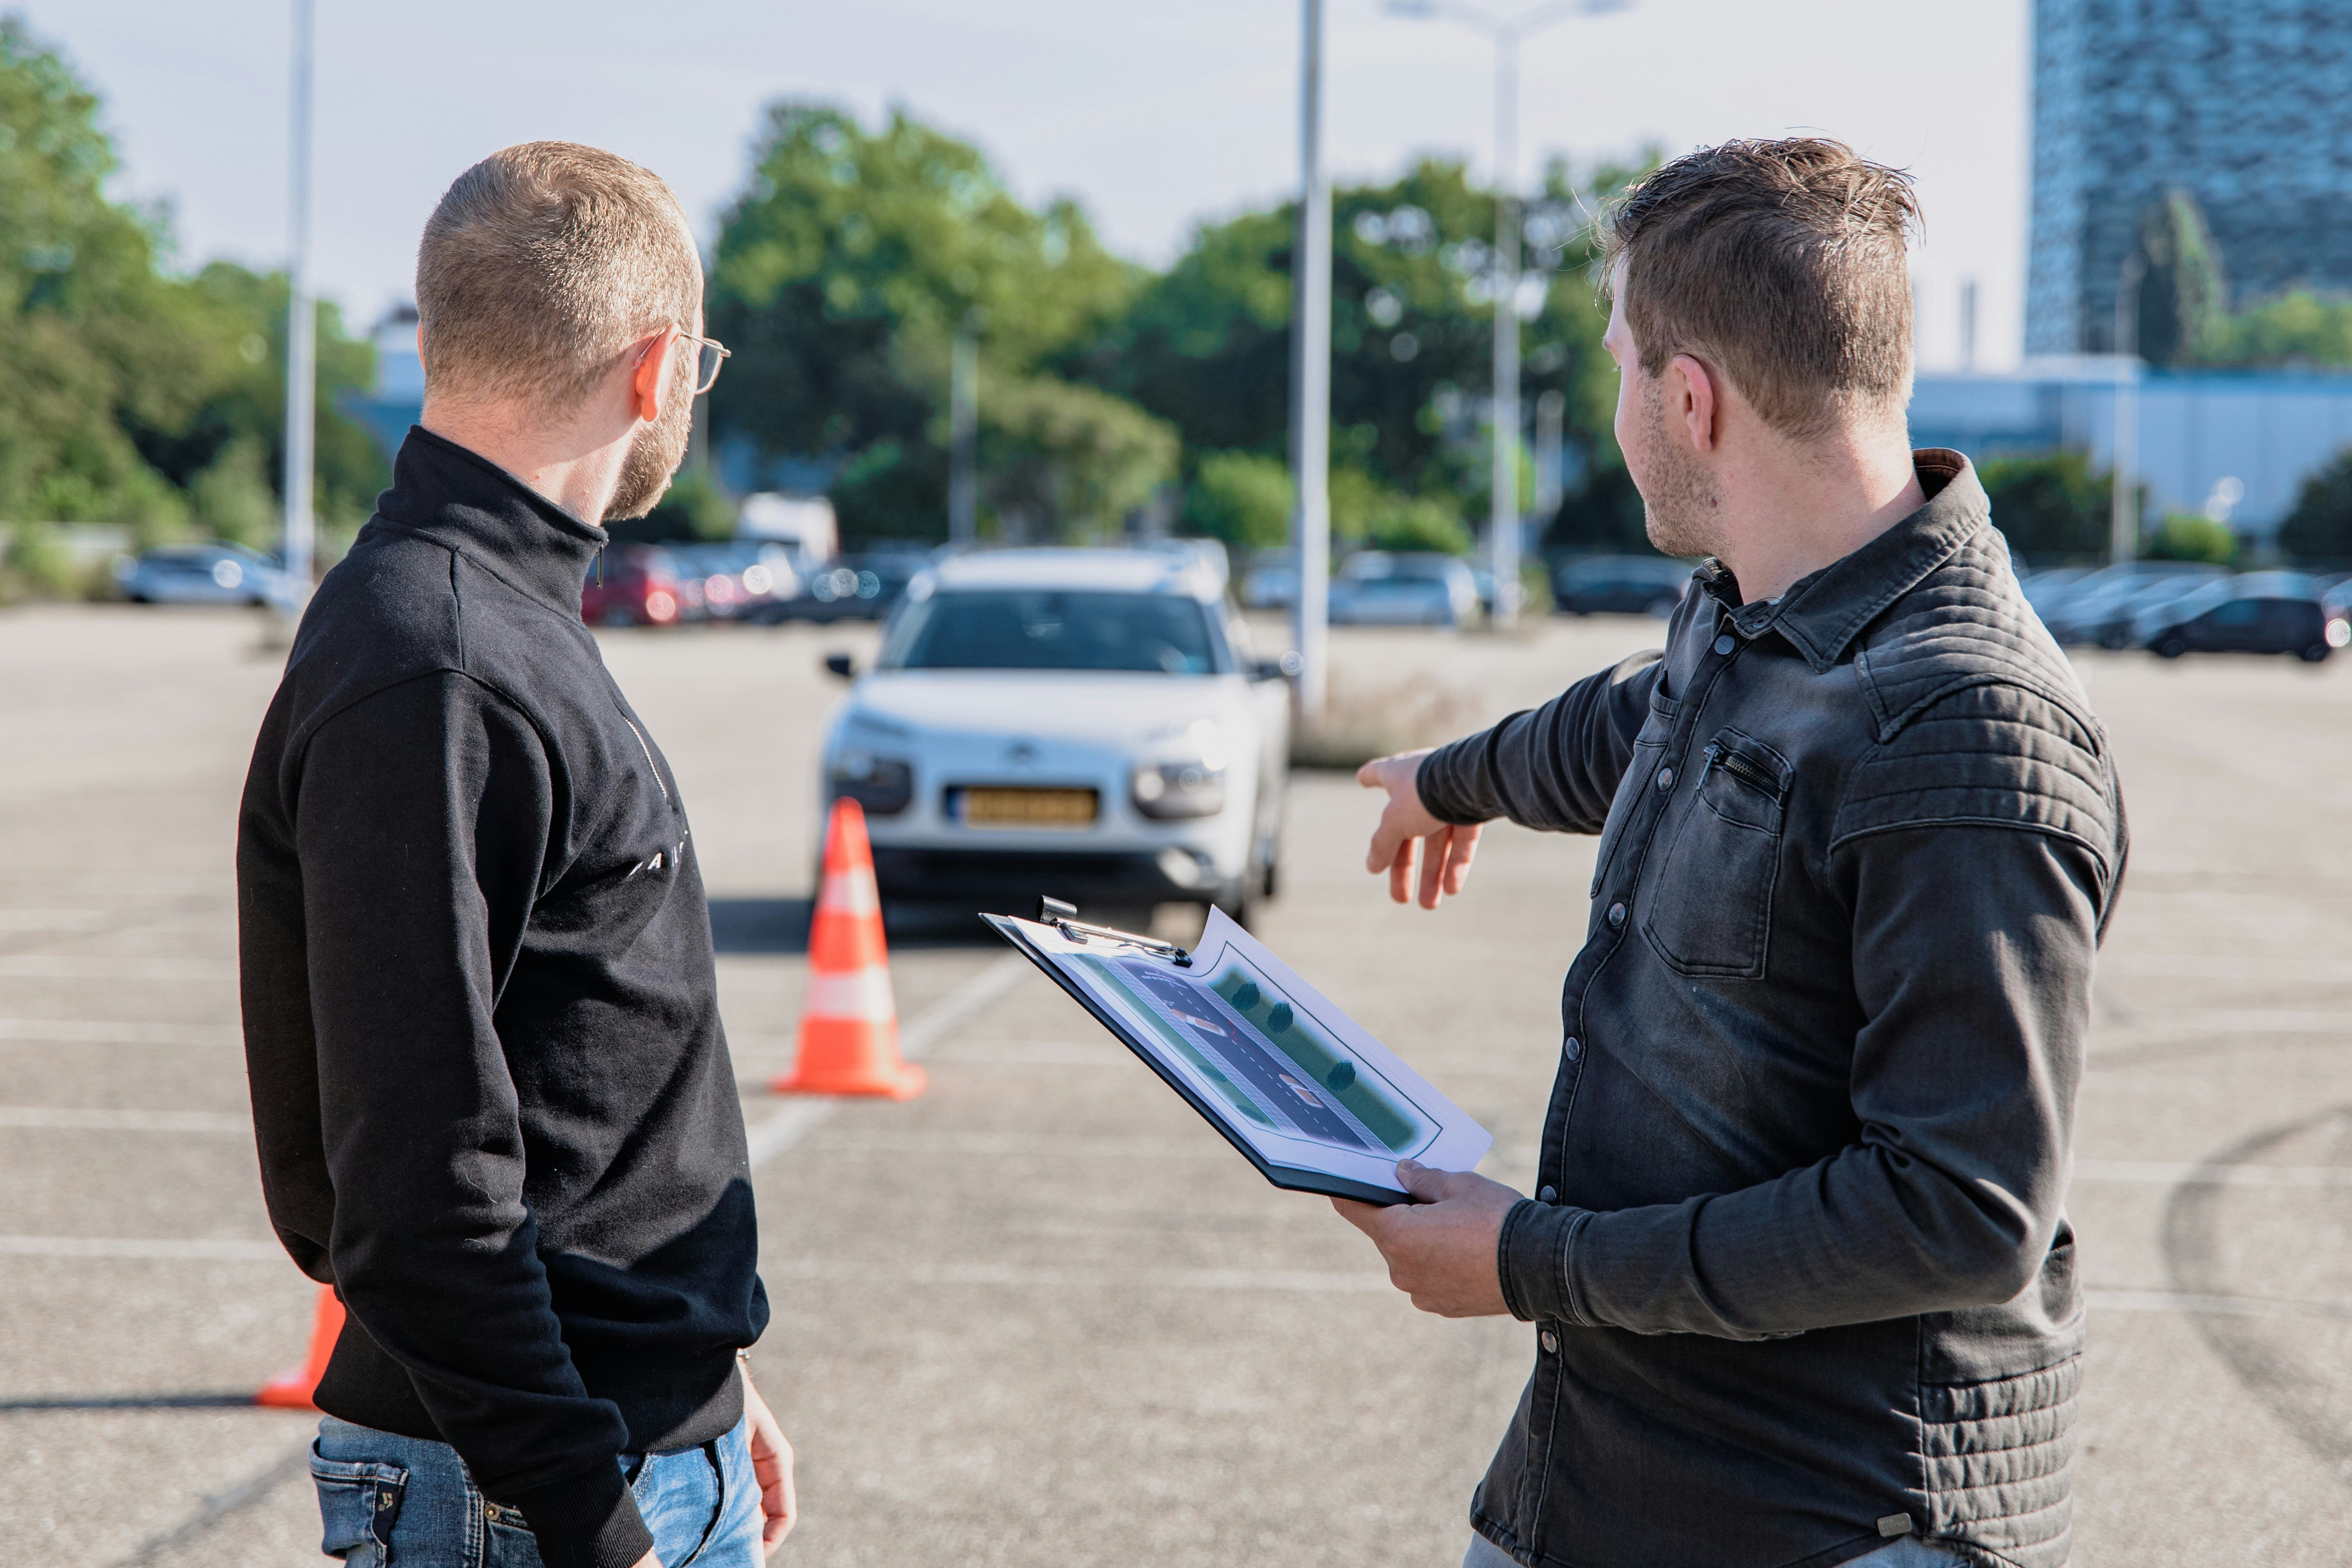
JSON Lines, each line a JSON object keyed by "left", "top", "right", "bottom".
{"left": 371, "top": 425, "right": 608, "bottom": 614}
{"left": 1699, "top": 449, "right": 1990, "bottom": 672}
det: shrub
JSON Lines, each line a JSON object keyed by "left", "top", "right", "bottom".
{"left": 2144, "top": 512, "right": 2237, "bottom": 564}
{"left": 1365, "top": 493, "right": 1472, "bottom": 555}
{"left": 1979, "top": 451, "right": 2113, "bottom": 562}
{"left": 2277, "top": 446, "right": 2352, "bottom": 562}
{"left": 1182, "top": 451, "right": 1292, "bottom": 547}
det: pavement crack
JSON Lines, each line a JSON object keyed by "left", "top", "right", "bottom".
{"left": 107, "top": 1439, "right": 311, "bottom": 1567}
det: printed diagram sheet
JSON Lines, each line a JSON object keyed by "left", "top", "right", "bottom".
{"left": 987, "top": 908, "right": 1491, "bottom": 1201}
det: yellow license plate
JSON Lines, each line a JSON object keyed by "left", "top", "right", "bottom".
{"left": 958, "top": 786, "right": 1099, "bottom": 827}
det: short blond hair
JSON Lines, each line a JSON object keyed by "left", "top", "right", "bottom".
{"left": 417, "top": 142, "right": 701, "bottom": 409}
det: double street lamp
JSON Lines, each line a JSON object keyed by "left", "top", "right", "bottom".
{"left": 1384, "top": 0, "right": 1627, "bottom": 629}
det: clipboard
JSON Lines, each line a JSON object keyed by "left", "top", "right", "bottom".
{"left": 984, "top": 903, "right": 1492, "bottom": 1205}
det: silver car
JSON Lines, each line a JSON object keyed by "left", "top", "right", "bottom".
{"left": 115, "top": 544, "right": 297, "bottom": 607}
{"left": 1327, "top": 551, "right": 1478, "bottom": 627}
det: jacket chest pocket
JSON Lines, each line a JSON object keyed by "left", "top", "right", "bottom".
{"left": 1641, "top": 727, "right": 1789, "bottom": 978}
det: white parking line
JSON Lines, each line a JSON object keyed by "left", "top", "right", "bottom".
{"left": 2075, "top": 1160, "right": 2352, "bottom": 1187}
{"left": 745, "top": 953, "right": 1031, "bottom": 1170}
{"left": 0, "top": 1018, "right": 241, "bottom": 1046}
{"left": 0, "top": 1236, "right": 282, "bottom": 1260}
{"left": 0, "top": 1106, "right": 248, "bottom": 1134}
{"left": 2085, "top": 1288, "right": 2352, "bottom": 1321}
{"left": 0, "top": 956, "right": 234, "bottom": 980}
{"left": 762, "top": 1257, "right": 1392, "bottom": 1294}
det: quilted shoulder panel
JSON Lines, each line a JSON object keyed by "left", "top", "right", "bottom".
{"left": 1834, "top": 534, "right": 2120, "bottom": 876}
{"left": 1852, "top": 528, "right": 2091, "bottom": 744}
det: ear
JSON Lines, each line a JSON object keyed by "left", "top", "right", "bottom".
{"left": 1667, "top": 353, "right": 1719, "bottom": 454}
{"left": 630, "top": 326, "right": 682, "bottom": 424}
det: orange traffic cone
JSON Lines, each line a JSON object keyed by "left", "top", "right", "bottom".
{"left": 772, "top": 798, "right": 926, "bottom": 1099}
{"left": 256, "top": 1284, "right": 344, "bottom": 1409}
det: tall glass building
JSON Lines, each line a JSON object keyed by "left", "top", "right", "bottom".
{"left": 2026, "top": 0, "right": 2352, "bottom": 356}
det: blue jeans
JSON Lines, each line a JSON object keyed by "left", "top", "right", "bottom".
{"left": 310, "top": 1413, "right": 762, "bottom": 1567}
{"left": 1462, "top": 1529, "right": 1968, "bottom": 1567}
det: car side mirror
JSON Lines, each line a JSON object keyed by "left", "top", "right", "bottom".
{"left": 823, "top": 653, "right": 857, "bottom": 681}
{"left": 1253, "top": 651, "right": 1303, "bottom": 682}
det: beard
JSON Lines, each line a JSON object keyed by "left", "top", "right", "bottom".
{"left": 604, "top": 358, "right": 697, "bottom": 522}
{"left": 1635, "top": 377, "right": 1725, "bottom": 561}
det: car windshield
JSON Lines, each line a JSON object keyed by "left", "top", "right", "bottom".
{"left": 880, "top": 589, "right": 1222, "bottom": 674}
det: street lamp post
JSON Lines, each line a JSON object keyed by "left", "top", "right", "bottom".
{"left": 1386, "top": 0, "right": 1626, "bottom": 630}
{"left": 2111, "top": 255, "right": 2143, "bottom": 566}
{"left": 282, "top": 0, "right": 317, "bottom": 618}
{"left": 1291, "top": 0, "right": 1333, "bottom": 719}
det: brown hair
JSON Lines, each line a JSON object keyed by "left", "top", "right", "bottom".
{"left": 416, "top": 142, "right": 701, "bottom": 410}
{"left": 1600, "top": 138, "right": 1918, "bottom": 440}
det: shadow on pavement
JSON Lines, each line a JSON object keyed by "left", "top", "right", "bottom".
{"left": 0, "top": 1392, "right": 258, "bottom": 1411}
{"left": 706, "top": 895, "right": 1044, "bottom": 952}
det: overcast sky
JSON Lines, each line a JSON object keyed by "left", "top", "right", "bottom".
{"left": 42, "top": 0, "right": 2029, "bottom": 370}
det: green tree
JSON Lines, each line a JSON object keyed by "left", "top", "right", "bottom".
{"left": 2277, "top": 446, "right": 2352, "bottom": 561}
{"left": 2134, "top": 189, "right": 2227, "bottom": 367}
{"left": 0, "top": 19, "right": 384, "bottom": 554}
{"left": 2197, "top": 289, "right": 2352, "bottom": 368}
{"left": 1182, "top": 451, "right": 1292, "bottom": 548}
{"left": 1980, "top": 451, "right": 2115, "bottom": 562}
{"left": 706, "top": 103, "right": 1158, "bottom": 542}
{"left": 1066, "top": 155, "right": 1639, "bottom": 523}
{"left": 2144, "top": 512, "right": 2237, "bottom": 564}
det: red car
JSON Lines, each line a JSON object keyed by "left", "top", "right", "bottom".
{"left": 581, "top": 545, "right": 685, "bottom": 627}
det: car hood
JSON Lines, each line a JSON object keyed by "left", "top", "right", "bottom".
{"left": 843, "top": 670, "right": 1247, "bottom": 744}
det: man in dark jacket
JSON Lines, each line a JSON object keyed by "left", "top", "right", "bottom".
{"left": 239, "top": 143, "right": 789, "bottom": 1568}
{"left": 1340, "top": 141, "right": 2123, "bottom": 1568}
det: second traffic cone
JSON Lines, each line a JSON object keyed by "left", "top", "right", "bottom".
{"left": 773, "top": 798, "right": 926, "bottom": 1099}
{"left": 256, "top": 1284, "right": 344, "bottom": 1409}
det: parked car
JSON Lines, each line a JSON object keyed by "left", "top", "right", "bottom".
{"left": 1239, "top": 549, "right": 1299, "bottom": 611}
{"left": 2018, "top": 565, "right": 2095, "bottom": 631}
{"left": 113, "top": 543, "right": 297, "bottom": 608}
{"left": 2071, "top": 569, "right": 2227, "bottom": 650}
{"left": 663, "top": 542, "right": 795, "bottom": 621}
{"left": 2041, "top": 562, "right": 2219, "bottom": 645}
{"left": 1327, "top": 551, "right": 1478, "bottom": 627}
{"left": 2136, "top": 572, "right": 2349, "bottom": 662}
{"left": 756, "top": 550, "right": 925, "bottom": 623}
{"left": 1551, "top": 555, "right": 1693, "bottom": 617}
{"left": 580, "top": 544, "right": 687, "bottom": 627}
{"left": 817, "top": 547, "right": 1292, "bottom": 920}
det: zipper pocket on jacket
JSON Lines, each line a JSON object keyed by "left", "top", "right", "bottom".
{"left": 1705, "top": 742, "right": 1780, "bottom": 797}
{"left": 621, "top": 716, "right": 673, "bottom": 807}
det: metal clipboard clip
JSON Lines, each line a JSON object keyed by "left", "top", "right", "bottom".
{"left": 1038, "top": 896, "right": 1192, "bottom": 967}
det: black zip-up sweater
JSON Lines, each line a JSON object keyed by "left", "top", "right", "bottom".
{"left": 237, "top": 427, "right": 768, "bottom": 1568}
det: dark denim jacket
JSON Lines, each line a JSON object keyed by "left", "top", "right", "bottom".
{"left": 1418, "top": 454, "right": 2125, "bottom": 1568}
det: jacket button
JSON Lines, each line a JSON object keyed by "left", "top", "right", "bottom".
{"left": 1539, "top": 1185, "right": 1557, "bottom": 1202}
{"left": 1655, "top": 766, "right": 1673, "bottom": 791}
{"left": 1564, "top": 1036, "right": 1582, "bottom": 1061}
{"left": 1714, "top": 634, "right": 1736, "bottom": 656}
{"left": 1606, "top": 902, "right": 1626, "bottom": 929}
{"left": 1540, "top": 1329, "right": 1560, "bottom": 1354}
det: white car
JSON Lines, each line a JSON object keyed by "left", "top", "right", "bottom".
{"left": 818, "top": 544, "right": 1293, "bottom": 921}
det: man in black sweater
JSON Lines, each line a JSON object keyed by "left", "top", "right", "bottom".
{"left": 239, "top": 143, "right": 789, "bottom": 1568}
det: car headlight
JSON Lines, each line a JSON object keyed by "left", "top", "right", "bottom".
{"left": 1131, "top": 718, "right": 1232, "bottom": 819}
{"left": 830, "top": 748, "right": 914, "bottom": 815}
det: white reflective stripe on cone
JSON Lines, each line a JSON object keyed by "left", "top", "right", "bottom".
{"left": 805, "top": 965, "right": 897, "bottom": 1023}
{"left": 816, "top": 869, "right": 881, "bottom": 918}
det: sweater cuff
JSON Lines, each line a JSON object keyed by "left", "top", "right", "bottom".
{"left": 501, "top": 1459, "right": 652, "bottom": 1568}
{"left": 1414, "top": 741, "right": 1488, "bottom": 826}
{"left": 1497, "top": 1198, "right": 1594, "bottom": 1326}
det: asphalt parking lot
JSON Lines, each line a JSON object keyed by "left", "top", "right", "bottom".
{"left": 1, "top": 602, "right": 2347, "bottom": 1566}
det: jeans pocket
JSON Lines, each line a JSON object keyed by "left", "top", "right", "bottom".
{"left": 1642, "top": 727, "right": 1789, "bottom": 978}
{"left": 311, "top": 1445, "right": 408, "bottom": 1566}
